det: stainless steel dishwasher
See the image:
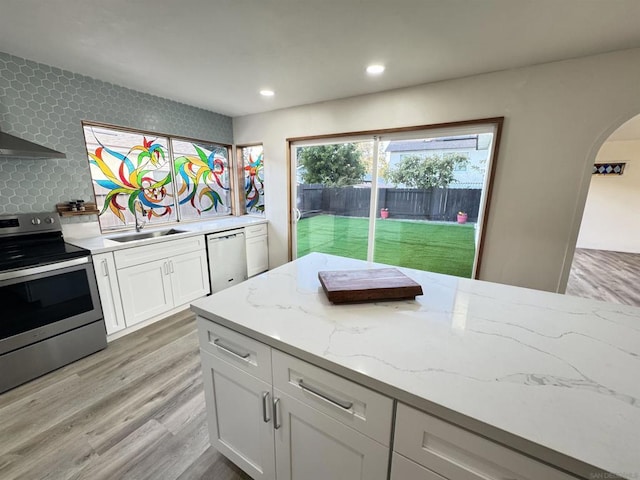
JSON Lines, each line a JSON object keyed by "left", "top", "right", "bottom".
{"left": 207, "top": 229, "right": 247, "bottom": 293}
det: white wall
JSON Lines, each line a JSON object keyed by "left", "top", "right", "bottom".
{"left": 576, "top": 140, "right": 640, "bottom": 253}
{"left": 233, "top": 48, "right": 640, "bottom": 293}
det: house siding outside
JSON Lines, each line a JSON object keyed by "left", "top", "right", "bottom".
{"left": 385, "top": 134, "right": 492, "bottom": 188}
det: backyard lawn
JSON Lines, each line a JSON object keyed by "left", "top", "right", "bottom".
{"left": 297, "top": 214, "right": 476, "bottom": 278}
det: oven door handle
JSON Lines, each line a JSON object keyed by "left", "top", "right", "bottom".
{"left": 0, "top": 256, "right": 90, "bottom": 282}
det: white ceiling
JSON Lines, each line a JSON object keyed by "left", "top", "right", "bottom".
{"left": 2, "top": 0, "right": 640, "bottom": 117}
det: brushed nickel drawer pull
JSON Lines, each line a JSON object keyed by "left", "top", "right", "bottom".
{"left": 298, "top": 379, "right": 353, "bottom": 411}
{"left": 262, "top": 391, "right": 271, "bottom": 423}
{"left": 213, "top": 338, "right": 251, "bottom": 360}
{"left": 273, "top": 397, "right": 282, "bottom": 429}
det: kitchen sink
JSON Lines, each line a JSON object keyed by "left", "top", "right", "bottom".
{"left": 109, "top": 229, "right": 187, "bottom": 243}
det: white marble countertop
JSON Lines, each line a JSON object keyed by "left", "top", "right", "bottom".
{"left": 65, "top": 215, "right": 267, "bottom": 253}
{"left": 191, "top": 253, "right": 640, "bottom": 480}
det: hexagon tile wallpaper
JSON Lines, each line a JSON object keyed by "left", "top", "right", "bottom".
{"left": 0, "top": 51, "right": 233, "bottom": 220}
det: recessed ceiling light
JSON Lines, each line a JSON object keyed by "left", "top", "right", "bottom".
{"left": 366, "top": 64, "right": 385, "bottom": 75}
{"left": 260, "top": 89, "right": 275, "bottom": 97}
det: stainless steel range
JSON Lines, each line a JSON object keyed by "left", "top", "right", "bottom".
{"left": 0, "top": 212, "right": 106, "bottom": 393}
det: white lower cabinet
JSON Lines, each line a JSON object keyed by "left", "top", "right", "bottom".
{"left": 118, "top": 258, "right": 174, "bottom": 326}
{"left": 116, "top": 236, "right": 210, "bottom": 327}
{"left": 273, "top": 390, "right": 388, "bottom": 480}
{"left": 201, "top": 350, "right": 276, "bottom": 480}
{"left": 198, "top": 317, "right": 392, "bottom": 480}
{"left": 199, "top": 318, "right": 582, "bottom": 480}
{"left": 92, "top": 252, "right": 125, "bottom": 335}
{"left": 167, "top": 249, "right": 210, "bottom": 306}
{"left": 245, "top": 223, "right": 269, "bottom": 277}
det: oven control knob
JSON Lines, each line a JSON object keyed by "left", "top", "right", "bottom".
{"left": 45, "top": 217, "right": 55, "bottom": 224}
{"left": 31, "top": 218, "right": 41, "bottom": 225}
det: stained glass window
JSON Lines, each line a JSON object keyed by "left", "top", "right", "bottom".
{"left": 171, "top": 139, "right": 232, "bottom": 220}
{"left": 242, "top": 145, "right": 264, "bottom": 214}
{"left": 84, "top": 123, "right": 233, "bottom": 231}
{"left": 84, "top": 125, "right": 175, "bottom": 230}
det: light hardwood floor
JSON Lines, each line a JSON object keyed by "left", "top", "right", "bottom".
{"left": 0, "top": 310, "right": 250, "bottom": 480}
{"left": 566, "top": 248, "right": 640, "bottom": 307}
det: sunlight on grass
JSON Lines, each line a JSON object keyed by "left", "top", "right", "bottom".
{"left": 297, "top": 215, "right": 476, "bottom": 278}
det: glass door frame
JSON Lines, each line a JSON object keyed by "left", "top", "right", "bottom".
{"left": 287, "top": 117, "right": 504, "bottom": 279}
{"left": 289, "top": 134, "right": 379, "bottom": 260}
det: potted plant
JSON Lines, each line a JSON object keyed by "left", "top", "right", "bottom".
{"left": 457, "top": 211, "right": 468, "bottom": 224}
{"left": 380, "top": 208, "right": 389, "bottom": 219}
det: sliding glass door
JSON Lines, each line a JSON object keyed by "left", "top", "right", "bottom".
{"left": 293, "top": 138, "right": 375, "bottom": 260}
{"left": 290, "top": 121, "right": 500, "bottom": 279}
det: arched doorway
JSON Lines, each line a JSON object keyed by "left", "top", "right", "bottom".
{"left": 565, "top": 114, "right": 640, "bottom": 306}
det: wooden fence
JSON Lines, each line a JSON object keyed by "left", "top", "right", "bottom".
{"left": 298, "top": 185, "right": 482, "bottom": 222}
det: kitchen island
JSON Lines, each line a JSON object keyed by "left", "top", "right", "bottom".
{"left": 191, "top": 253, "right": 640, "bottom": 480}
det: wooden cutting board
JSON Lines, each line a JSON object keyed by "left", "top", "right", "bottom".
{"left": 318, "top": 268, "right": 423, "bottom": 304}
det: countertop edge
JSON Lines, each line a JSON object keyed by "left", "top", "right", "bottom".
{"left": 66, "top": 216, "right": 267, "bottom": 254}
{"left": 191, "top": 303, "right": 602, "bottom": 480}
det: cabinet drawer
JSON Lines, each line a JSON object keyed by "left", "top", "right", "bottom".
{"left": 391, "top": 453, "right": 447, "bottom": 480}
{"left": 272, "top": 350, "right": 393, "bottom": 445}
{"left": 244, "top": 223, "right": 267, "bottom": 239}
{"left": 114, "top": 235, "right": 205, "bottom": 268}
{"left": 197, "top": 318, "right": 272, "bottom": 383}
{"left": 394, "top": 403, "right": 577, "bottom": 480}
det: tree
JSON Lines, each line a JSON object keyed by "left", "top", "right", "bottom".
{"left": 384, "top": 153, "right": 469, "bottom": 189}
{"left": 356, "top": 141, "right": 389, "bottom": 180}
{"left": 298, "top": 144, "right": 366, "bottom": 186}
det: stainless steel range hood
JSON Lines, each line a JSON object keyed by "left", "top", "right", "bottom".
{"left": 0, "top": 130, "right": 66, "bottom": 159}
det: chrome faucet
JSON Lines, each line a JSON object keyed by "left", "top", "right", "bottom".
{"left": 133, "top": 198, "right": 146, "bottom": 232}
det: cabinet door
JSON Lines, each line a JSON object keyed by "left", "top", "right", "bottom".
{"left": 246, "top": 235, "right": 268, "bottom": 277}
{"left": 201, "top": 351, "right": 276, "bottom": 480}
{"left": 92, "top": 252, "right": 125, "bottom": 335}
{"left": 169, "top": 249, "right": 210, "bottom": 306}
{"left": 117, "top": 259, "right": 174, "bottom": 326}
{"left": 273, "top": 390, "right": 388, "bottom": 480}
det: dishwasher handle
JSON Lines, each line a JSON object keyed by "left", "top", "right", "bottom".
{"left": 207, "top": 231, "right": 245, "bottom": 242}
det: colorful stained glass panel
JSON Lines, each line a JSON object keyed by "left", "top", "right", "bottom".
{"left": 84, "top": 125, "right": 175, "bottom": 230}
{"left": 171, "top": 139, "right": 232, "bottom": 220}
{"left": 242, "top": 145, "right": 264, "bottom": 214}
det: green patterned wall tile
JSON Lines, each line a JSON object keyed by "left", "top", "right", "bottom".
{"left": 0, "top": 51, "right": 233, "bottom": 219}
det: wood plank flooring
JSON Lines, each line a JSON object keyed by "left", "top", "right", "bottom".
{"left": 0, "top": 310, "right": 251, "bottom": 480}
{"left": 566, "top": 248, "right": 640, "bottom": 307}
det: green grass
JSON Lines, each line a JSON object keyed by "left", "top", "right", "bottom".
{"left": 297, "top": 215, "right": 476, "bottom": 278}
